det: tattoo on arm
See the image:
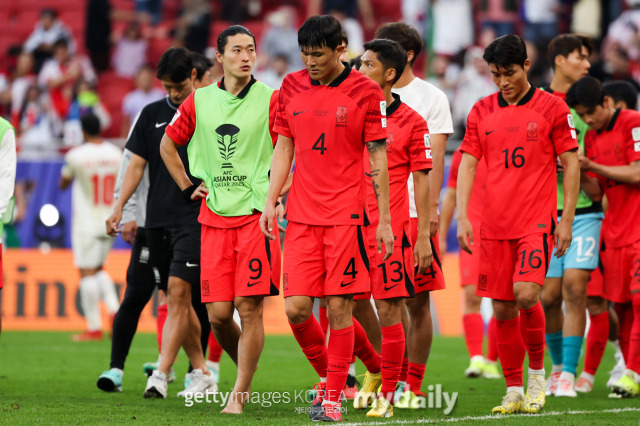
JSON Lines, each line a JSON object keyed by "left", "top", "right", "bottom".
{"left": 370, "top": 168, "right": 381, "bottom": 200}
{"left": 366, "top": 139, "right": 386, "bottom": 152}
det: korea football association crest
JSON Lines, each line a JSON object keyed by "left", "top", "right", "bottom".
{"left": 526, "top": 122, "right": 538, "bottom": 141}
{"left": 216, "top": 123, "right": 240, "bottom": 169}
{"left": 336, "top": 106, "right": 348, "bottom": 127}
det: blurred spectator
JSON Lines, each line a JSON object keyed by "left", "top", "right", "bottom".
{"left": 112, "top": 22, "right": 148, "bottom": 78}
{"left": 402, "top": 0, "right": 426, "bottom": 35}
{"left": 603, "top": 0, "right": 640, "bottom": 61}
{"left": 191, "top": 52, "right": 215, "bottom": 87}
{"left": 256, "top": 53, "right": 290, "bottom": 89}
{"left": 603, "top": 46, "right": 640, "bottom": 88}
{"left": 477, "top": 0, "right": 519, "bottom": 37}
{"left": 328, "top": 5, "right": 364, "bottom": 57}
{"left": 24, "top": 9, "right": 76, "bottom": 73}
{"left": 431, "top": 0, "right": 474, "bottom": 57}
{"left": 221, "top": 0, "right": 261, "bottom": 23}
{"left": 120, "top": 65, "right": 164, "bottom": 136}
{"left": 428, "top": 54, "right": 460, "bottom": 105}
{"left": 86, "top": 0, "right": 113, "bottom": 73}
{"left": 17, "top": 85, "right": 58, "bottom": 152}
{"left": 10, "top": 53, "right": 37, "bottom": 128}
{"left": 260, "top": 7, "right": 303, "bottom": 70}
{"left": 571, "top": 0, "right": 601, "bottom": 39}
{"left": 308, "top": 0, "right": 375, "bottom": 32}
{"left": 174, "top": 0, "right": 211, "bottom": 54}
{"left": 136, "top": 0, "right": 162, "bottom": 25}
{"left": 523, "top": 0, "right": 560, "bottom": 48}
{"left": 63, "top": 79, "right": 111, "bottom": 147}
{"left": 339, "top": 31, "right": 350, "bottom": 62}
{"left": 38, "top": 38, "right": 97, "bottom": 122}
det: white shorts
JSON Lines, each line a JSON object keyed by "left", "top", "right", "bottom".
{"left": 72, "top": 233, "right": 114, "bottom": 269}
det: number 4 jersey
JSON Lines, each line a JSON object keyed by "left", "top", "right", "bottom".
{"left": 460, "top": 87, "right": 578, "bottom": 240}
{"left": 61, "top": 141, "right": 122, "bottom": 237}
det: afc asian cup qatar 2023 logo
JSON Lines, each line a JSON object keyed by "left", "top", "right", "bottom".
{"left": 216, "top": 124, "right": 240, "bottom": 169}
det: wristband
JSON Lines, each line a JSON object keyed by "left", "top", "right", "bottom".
{"left": 183, "top": 183, "right": 199, "bottom": 202}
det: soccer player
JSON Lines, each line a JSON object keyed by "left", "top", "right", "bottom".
{"left": 538, "top": 34, "right": 603, "bottom": 397}
{"left": 0, "top": 116, "right": 17, "bottom": 339}
{"left": 106, "top": 47, "right": 215, "bottom": 399}
{"left": 457, "top": 34, "right": 579, "bottom": 414}
{"left": 60, "top": 114, "right": 122, "bottom": 342}
{"left": 603, "top": 80, "right": 638, "bottom": 110}
{"left": 439, "top": 149, "right": 500, "bottom": 379}
{"left": 568, "top": 76, "right": 640, "bottom": 397}
{"left": 374, "top": 22, "right": 453, "bottom": 407}
{"left": 160, "top": 25, "right": 281, "bottom": 414}
{"left": 260, "top": 15, "right": 393, "bottom": 422}
{"left": 357, "top": 38, "right": 433, "bottom": 417}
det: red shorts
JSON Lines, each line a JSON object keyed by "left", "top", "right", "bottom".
{"left": 601, "top": 239, "right": 640, "bottom": 304}
{"left": 477, "top": 233, "right": 554, "bottom": 301}
{"left": 200, "top": 218, "right": 281, "bottom": 303}
{"left": 459, "top": 240, "right": 481, "bottom": 286}
{"left": 587, "top": 266, "right": 604, "bottom": 298}
{"left": 283, "top": 222, "right": 370, "bottom": 298}
{"left": 410, "top": 218, "right": 445, "bottom": 293}
{"left": 366, "top": 244, "right": 415, "bottom": 300}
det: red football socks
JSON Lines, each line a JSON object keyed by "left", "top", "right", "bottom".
{"left": 463, "top": 313, "right": 484, "bottom": 358}
{"left": 399, "top": 356, "right": 409, "bottom": 382}
{"left": 583, "top": 311, "right": 609, "bottom": 375}
{"left": 497, "top": 316, "right": 526, "bottom": 387}
{"left": 319, "top": 306, "right": 329, "bottom": 338}
{"left": 380, "top": 323, "right": 405, "bottom": 403}
{"left": 353, "top": 318, "right": 381, "bottom": 374}
{"left": 627, "top": 293, "right": 640, "bottom": 373}
{"left": 326, "top": 325, "right": 355, "bottom": 403}
{"left": 156, "top": 303, "right": 168, "bottom": 353}
{"left": 406, "top": 362, "right": 426, "bottom": 393}
{"left": 615, "top": 302, "right": 633, "bottom": 363}
{"left": 486, "top": 316, "right": 498, "bottom": 362}
{"left": 207, "top": 331, "right": 223, "bottom": 363}
{"left": 519, "top": 302, "right": 546, "bottom": 370}
{"left": 290, "top": 316, "right": 328, "bottom": 378}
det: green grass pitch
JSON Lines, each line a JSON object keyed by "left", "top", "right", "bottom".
{"left": 0, "top": 332, "right": 638, "bottom": 424}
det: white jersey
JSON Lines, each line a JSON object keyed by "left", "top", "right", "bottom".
{"left": 392, "top": 77, "right": 453, "bottom": 218}
{"left": 62, "top": 141, "right": 122, "bottom": 237}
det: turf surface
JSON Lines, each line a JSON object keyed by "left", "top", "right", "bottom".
{"left": 0, "top": 332, "right": 638, "bottom": 424}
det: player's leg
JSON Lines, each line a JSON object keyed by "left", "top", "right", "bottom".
{"left": 206, "top": 330, "right": 223, "bottom": 383}
{"left": 577, "top": 295, "right": 608, "bottom": 392}
{"left": 462, "top": 285, "right": 485, "bottom": 377}
{"left": 207, "top": 301, "right": 240, "bottom": 364}
{"left": 221, "top": 295, "right": 266, "bottom": 414}
{"left": 541, "top": 276, "right": 563, "bottom": 392}
{"left": 353, "top": 298, "right": 382, "bottom": 352}
{"left": 403, "top": 290, "right": 431, "bottom": 396}
{"left": 484, "top": 315, "right": 500, "bottom": 378}
{"left": 318, "top": 297, "right": 329, "bottom": 338}
{"left": 607, "top": 303, "right": 627, "bottom": 387}
{"left": 395, "top": 301, "right": 410, "bottom": 398}
{"left": 95, "top": 236, "right": 120, "bottom": 320}
{"left": 75, "top": 267, "right": 103, "bottom": 341}
{"left": 324, "top": 294, "right": 355, "bottom": 403}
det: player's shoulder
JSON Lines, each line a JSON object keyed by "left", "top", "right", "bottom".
{"left": 397, "top": 102, "right": 427, "bottom": 126}
{"left": 139, "top": 97, "right": 168, "bottom": 118}
{"left": 281, "top": 69, "right": 311, "bottom": 91}
{"left": 471, "top": 92, "right": 500, "bottom": 114}
{"left": 617, "top": 108, "right": 640, "bottom": 127}
{"left": 532, "top": 88, "right": 568, "bottom": 112}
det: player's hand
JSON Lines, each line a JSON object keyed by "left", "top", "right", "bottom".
{"left": 577, "top": 151, "right": 592, "bottom": 171}
{"left": 121, "top": 221, "right": 137, "bottom": 245}
{"left": 191, "top": 182, "right": 209, "bottom": 200}
{"left": 429, "top": 205, "right": 439, "bottom": 238}
{"left": 456, "top": 217, "right": 474, "bottom": 255}
{"left": 414, "top": 234, "right": 433, "bottom": 276}
{"left": 439, "top": 232, "right": 447, "bottom": 255}
{"left": 377, "top": 222, "right": 394, "bottom": 261}
{"left": 106, "top": 205, "right": 123, "bottom": 237}
{"left": 260, "top": 203, "right": 278, "bottom": 241}
{"left": 554, "top": 219, "right": 572, "bottom": 258}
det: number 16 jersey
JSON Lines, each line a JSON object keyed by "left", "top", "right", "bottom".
{"left": 460, "top": 87, "right": 578, "bottom": 240}
{"left": 273, "top": 64, "right": 387, "bottom": 226}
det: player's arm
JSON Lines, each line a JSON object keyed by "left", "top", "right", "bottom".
{"left": 413, "top": 169, "right": 432, "bottom": 274}
{"left": 555, "top": 148, "right": 580, "bottom": 257}
{"left": 59, "top": 150, "right": 74, "bottom": 190}
{"left": 368, "top": 138, "right": 394, "bottom": 260}
{"left": 106, "top": 153, "right": 146, "bottom": 236}
{"left": 59, "top": 176, "right": 73, "bottom": 189}
{"left": 438, "top": 186, "right": 456, "bottom": 253}
{"left": 579, "top": 158, "right": 640, "bottom": 185}
{"left": 260, "top": 134, "right": 294, "bottom": 240}
{"left": 429, "top": 133, "right": 447, "bottom": 237}
{"left": 114, "top": 149, "right": 138, "bottom": 245}
{"left": 456, "top": 153, "right": 477, "bottom": 255}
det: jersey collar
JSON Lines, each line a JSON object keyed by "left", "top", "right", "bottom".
{"left": 219, "top": 76, "right": 257, "bottom": 99}
{"left": 310, "top": 62, "right": 351, "bottom": 87}
{"left": 605, "top": 108, "right": 621, "bottom": 132}
{"left": 386, "top": 93, "right": 402, "bottom": 117}
{"left": 498, "top": 85, "right": 536, "bottom": 107}
{"left": 166, "top": 96, "right": 179, "bottom": 110}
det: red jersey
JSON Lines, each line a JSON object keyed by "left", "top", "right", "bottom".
{"left": 274, "top": 65, "right": 387, "bottom": 226}
{"left": 165, "top": 78, "right": 278, "bottom": 228}
{"left": 364, "top": 96, "right": 432, "bottom": 246}
{"left": 584, "top": 108, "right": 640, "bottom": 247}
{"left": 460, "top": 87, "right": 578, "bottom": 239}
{"left": 447, "top": 149, "right": 487, "bottom": 231}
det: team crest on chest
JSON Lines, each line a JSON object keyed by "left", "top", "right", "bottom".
{"left": 336, "top": 106, "right": 348, "bottom": 127}
{"left": 526, "top": 122, "right": 538, "bottom": 141}
{"left": 386, "top": 133, "right": 394, "bottom": 151}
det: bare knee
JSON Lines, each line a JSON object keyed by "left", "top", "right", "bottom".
{"left": 326, "top": 296, "right": 352, "bottom": 329}
{"left": 207, "top": 302, "right": 234, "bottom": 327}
{"left": 514, "top": 283, "right": 541, "bottom": 310}
{"left": 492, "top": 299, "right": 518, "bottom": 321}
{"left": 374, "top": 298, "right": 402, "bottom": 327}
{"left": 235, "top": 297, "right": 264, "bottom": 325}
{"left": 406, "top": 292, "right": 430, "bottom": 321}
{"left": 464, "top": 286, "right": 482, "bottom": 314}
{"left": 285, "top": 297, "right": 313, "bottom": 325}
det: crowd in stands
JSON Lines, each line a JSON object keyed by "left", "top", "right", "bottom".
{"left": 1, "top": 0, "right": 639, "bottom": 154}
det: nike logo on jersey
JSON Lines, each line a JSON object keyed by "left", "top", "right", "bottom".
{"left": 186, "top": 262, "right": 199, "bottom": 267}
{"left": 518, "top": 270, "right": 532, "bottom": 275}
{"left": 485, "top": 130, "right": 496, "bottom": 135}
{"left": 384, "top": 283, "right": 399, "bottom": 291}
{"left": 340, "top": 280, "right": 355, "bottom": 287}
{"left": 247, "top": 281, "right": 262, "bottom": 287}
{"left": 293, "top": 111, "right": 305, "bottom": 116}
{"left": 155, "top": 122, "right": 167, "bottom": 128}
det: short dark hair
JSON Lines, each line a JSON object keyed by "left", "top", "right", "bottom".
{"left": 298, "top": 15, "right": 343, "bottom": 51}
{"left": 341, "top": 31, "right": 348, "bottom": 47}
{"left": 363, "top": 39, "right": 407, "bottom": 84}
{"left": 156, "top": 47, "right": 193, "bottom": 82}
{"left": 483, "top": 34, "right": 528, "bottom": 68}
{"left": 81, "top": 113, "right": 101, "bottom": 137}
{"left": 41, "top": 8, "right": 57, "bottom": 18}
{"left": 53, "top": 37, "right": 69, "bottom": 49}
{"left": 548, "top": 34, "right": 593, "bottom": 70}
{"left": 374, "top": 22, "right": 423, "bottom": 67}
{"left": 190, "top": 52, "right": 213, "bottom": 80}
{"left": 566, "top": 76, "right": 605, "bottom": 110}
{"left": 603, "top": 80, "right": 638, "bottom": 109}
{"left": 217, "top": 25, "right": 256, "bottom": 54}
{"left": 349, "top": 55, "right": 362, "bottom": 71}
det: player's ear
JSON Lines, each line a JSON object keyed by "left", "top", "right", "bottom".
{"left": 406, "top": 50, "right": 414, "bottom": 65}
{"left": 336, "top": 44, "right": 345, "bottom": 58}
{"left": 603, "top": 96, "right": 613, "bottom": 109}
{"left": 386, "top": 68, "right": 396, "bottom": 84}
{"left": 191, "top": 68, "right": 197, "bottom": 81}
{"left": 523, "top": 59, "right": 531, "bottom": 74}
